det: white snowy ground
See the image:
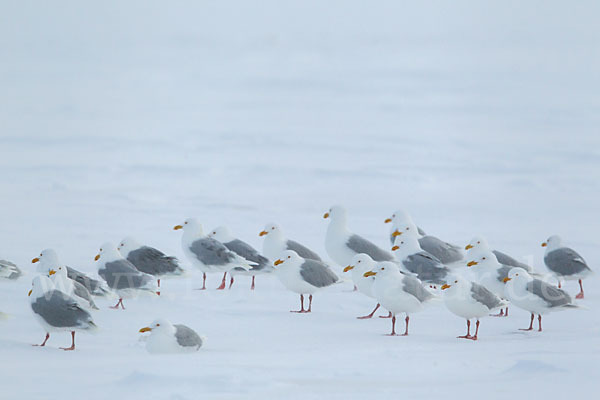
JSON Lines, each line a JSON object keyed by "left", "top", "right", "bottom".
{"left": 1, "top": 1, "right": 599, "bottom": 399}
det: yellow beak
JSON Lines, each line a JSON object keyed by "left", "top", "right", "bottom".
{"left": 441, "top": 284, "right": 451, "bottom": 290}
{"left": 467, "top": 261, "right": 477, "bottom": 267}
{"left": 259, "top": 230, "right": 268, "bottom": 237}
{"left": 391, "top": 245, "right": 399, "bottom": 251}
{"left": 541, "top": 242, "right": 547, "bottom": 247}
{"left": 31, "top": 257, "right": 40, "bottom": 263}
{"left": 363, "top": 271, "right": 377, "bottom": 277}
{"left": 343, "top": 265, "right": 354, "bottom": 272}
{"left": 94, "top": 254, "right": 100, "bottom": 261}
{"left": 173, "top": 224, "right": 183, "bottom": 230}
{"left": 48, "top": 269, "right": 56, "bottom": 276}
{"left": 274, "top": 259, "right": 283, "bottom": 266}
{"left": 503, "top": 277, "right": 512, "bottom": 283}
{"left": 323, "top": 212, "right": 329, "bottom": 219}
{"left": 139, "top": 327, "right": 152, "bottom": 333}
{"left": 391, "top": 230, "right": 402, "bottom": 237}
{"left": 465, "top": 244, "right": 473, "bottom": 250}
{"left": 384, "top": 218, "right": 392, "bottom": 224}
{"left": 28, "top": 289, "right": 32, "bottom": 297}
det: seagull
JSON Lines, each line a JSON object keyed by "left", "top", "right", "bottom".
{"left": 385, "top": 209, "right": 463, "bottom": 264}
{"left": 441, "top": 275, "right": 507, "bottom": 340}
{"left": 118, "top": 237, "right": 184, "bottom": 295}
{"left": 29, "top": 275, "right": 97, "bottom": 350}
{"left": 94, "top": 242, "right": 156, "bottom": 309}
{"left": 466, "top": 251, "right": 510, "bottom": 316}
{"left": 48, "top": 265, "right": 99, "bottom": 310}
{"left": 273, "top": 250, "right": 339, "bottom": 313}
{"left": 260, "top": 222, "right": 322, "bottom": 262}
{"left": 391, "top": 234, "right": 449, "bottom": 286}
{"left": 542, "top": 235, "right": 593, "bottom": 299}
{"left": 343, "top": 253, "right": 389, "bottom": 319}
{"left": 364, "top": 261, "right": 435, "bottom": 336}
{"left": 503, "top": 267, "right": 579, "bottom": 332}
{"left": 208, "top": 226, "right": 271, "bottom": 290}
{"left": 139, "top": 318, "right": 204, "bottom": 353}
{"left": 324, "top": 205, "right": 393, "bottom": 267}
{"left": 465, "top": 236, "right": 533, "bottom": 272}
{"left": 0, "top": 257, "right": 21, "bottom": 280}
{"left": 174, "top": 218, "right": 253, "bottom": 290}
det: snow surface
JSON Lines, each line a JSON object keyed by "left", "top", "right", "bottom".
{"left": 1, "top": 1, "right": 599, "bottom": 399}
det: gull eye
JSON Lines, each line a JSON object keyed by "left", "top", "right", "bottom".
{"left": 100, "top": 248, "right": 103, "bottom": 251}
{"left": 477, "top": 241, "right": 480, "bottom": 244}
{"left": 381, "top": 267, "right": 385, "bottom": 270}
{"left": 271, "top": 227, "right": 275, "bottom": 230}
{"left": 287, "top": 256, "right": 291, "bottom": 259}
{"left": 156, "top": 323, "right": 160, "bottom": 327}
{"left": 406, "top": 227, "right": 410, "bottom": 230}
{"left": 392, "top": 214, "right": 395, "bottom": 217}
{"left": 184, "top": 221, "right": 188, "bottom": 224}
{"left": 455, "top": 280, "right": 458, "bottom": 283}
{"left": 483, "top": 257, "right": 486, "bottom": 260}
{"left": 401, "top": 241, "right": 404, "bottom": 244}
{"left": 213, "top": 232, "right": 216, "bottom": 235}
{"left": 516, "top": 273, "right": 519, "bottom": 276}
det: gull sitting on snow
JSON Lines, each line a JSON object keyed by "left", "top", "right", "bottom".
{"left": 542, "top": 235, "right": 593, "bottom": 299}
{"left": 260, "top": 222, "right": 322, "bottom": 261}
{"left": 139, "top": 318, "right": 204, "bottom": 354}
{"left": 466, "top": 251, "right": 512, "bottom": 317}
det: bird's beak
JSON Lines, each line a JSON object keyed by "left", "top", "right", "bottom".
{"left": 465, "top": 244, "right": 473, "bottom": 250}
{"left": 466, "top": 261, "right": 477, "bottom": 267}
{"left": 48, "top": 269, "right": 56, "bottom": 276}
{"left": 391, "top": 230, "right": 402, "bottom": 237}
{"left": 323, "top": 212, "right": 329, "bottom": 219}
{"left": 31, "top": 257, "right": 39, "bottom": 263}
{"left": 343, "top": 265, "right": 354, "bottom": 272}
{"left": 94, "top": 254, "right": 100, "bottom": 261}
{"left": 28, "top": 289, "right": 32, "bottom": 297}
{"left": 384, "top": 218, "right": 392, "bottom": 224}
{"left": 259, "top": 230, "right": 268, "bottom": 237}
{"left": 139, "top": 327, "right": 152, "bottom": 333}
{"left": 173, "top": 224, "right": 183, "bottom": 230}
{"left": 391, "top": 245, "right": 399, "bottom": 251}
{"left": 363, "top": 271, "right": 377, "bottom": 277}
{"left": 441, "top": 284, "right": 451, "bottom": 290}
{"left": 541, "top": 242, "right": 547, "bottom": 247}
{"left": 274, "top": 259, "right": 283, "bottom": 266}
{"left": 503, "top": 277, "right": 511, "bottom": 283}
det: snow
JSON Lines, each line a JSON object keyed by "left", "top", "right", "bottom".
{"left": 1, "top": 1, "right": 599, "bottom": 398}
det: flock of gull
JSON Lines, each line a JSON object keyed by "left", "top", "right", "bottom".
{"left": 0, "top": 205, "right": 593, "bottom": 351}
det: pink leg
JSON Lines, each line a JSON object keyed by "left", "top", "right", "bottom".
{"left": 306, "top": 294, "right": 313, "bottom": 313}
{"left": 558, "top": 281, "right": 562, "bottom": 289}
{"left": 216, "top": 272, "right": 227, "bottom": 290}
{"left": 490, "top": 308, "right": 506, "bottom": 317}
{"left": 385, "top": 315, "right": 397, "bottom": 336}
{"left": 576, "top": 279, "right": 584, "bottom": 299}
{"left": 505, "top": 307, "right": 509, "bottom": 316}
{"left": 379, "top": 311, "right": 393, "bottom": 319}
{"left": 357, "top": 303, "right": 380, "bottom": 319}
{"left": 471, "top": 320, "right": 480, "bottom": 340}
{"left": 196, "top": 273, "right": 207, "bottom": 290}
{"left": 520, "top": 313, "right": 535, "bottom": 331}
{"left": 537, "top": 314, "right": 543, "bottom": 332}
{"left": 33, "top": 332, "right": 50, "bottom": 347}
{"left": 250, "top": 276, "right": 256, "bottom": 290}
{"left": 157, "top": 279, "right": 161, "bottom": 296}
{"left": 291, "top": 294, "right": 306, "bottom": 313}
{"left": 110, "top": 298, "right": 125, "bottom": 310}
{"left": 60, "top": 331, "right": 76, "bottom": 351}
{"left": 458, "top": 320, "right": 472, "bottom": 339}
{"left": 229, "top": 276, "right": 234, "bottom": 289}
{"left": 401, "top": 315, "right": 410, "bottom": 336}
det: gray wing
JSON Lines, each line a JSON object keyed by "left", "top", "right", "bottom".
{"left": 0, "top": 259, "right": 22, "bottom": 279}
{"left": 401, "top": 275, "right": 433, "bottom": 302}
{"left": 389, "top": 226, "right": 427, "bottom": 244}
{"left": 544, "top": 248, "right": 590, "bottom": 276}
{"left": 66, "top": 266, "right": 108, "bottom": 296}
{"left": 286, "top": 240, "right": 322, "bottom": 261}
{"left": 30, "top": 290, "right": 95, "bottom": 329}
{"left": 72, "top": 280, "right": 99, "bottom": 309}
{"left": 224, "top": 239, "right": 269, "bottom": 270}
{"left": 493, "top": 250, "right": 532, "bottom": 272}
{"left": 402, "top": 252, "right": 449, "bottom": 284}
{"left": 495, "top": 265, "right": 513, "bottom": 283}
{"left": 189, "top": 238, "right": 237, "bottom": 266}
{"left": 470, "top": 282, "right": 504, "bottom": 309}
{"left": 418, "top": 236, "right": 463, "bottom": 264}
{"left": 126, "top": 246, "right": 182, "bottom": 276}
{"left": 98, "top": 259, "right": 153, "bottom": 290}
{"left": 527, "top": 279, "right": 573, "bottom": 308}
{"left": 346, "top": 235, "right": 393, "bottom": 261}
{"left": 174, "top": 324, "right": 203, "bottom": 349}
{"left": 299, "top": 259, "right": 339, "bottom": 288}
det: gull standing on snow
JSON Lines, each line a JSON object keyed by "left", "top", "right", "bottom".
{"left": 174, "top": 218, "right": 252, "bottom": 290}
{"left": 273, "top": 250, "right": 339, "bottom": 313}
{"left": 95, "top": 243, "right": 156, "bottom": 309}
{"left": 324, "top": 205, "right": 393, "bottom": 267}
{"left": 29, "top": 275, "right": 97, "bottom": 350}
{"left": 208, "top": 226, "right": 271, "bottom": 290}
{"left": 139, "top": 318, "right": 204, "bottom": 353}
{"left": 465, "top": 236, "right": 532, "bottom": 272}
{"left": 385, "top": 210, "right": 463, "bottom": 264}
{"left": 343, "top": 253, "right": 389, "bottom": 319}
{"left": 0, "top": 257, "right": 21, "bottom": 280}
{"left": 466, "top": 251, "right": 511, "bottom": 316}
{"left": 364, "top": 262, "right": 434, "bottom": 336}
{"left": 259, "top": 223, "right": 322, "bottom": 261}
{"left": 542, "top": 235, "right": 593, "bottom": 299}
{"left": 391, "top": 235, "right": 450, "bottom": 286}
{"left": 503, "top": 267, "right": 578, "bottom": 332}
{"left": 118, "top": 237, "right": 183, "bottom": 295}
{"left": 441, "top": 275, "right": 507, "bottom": 340}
